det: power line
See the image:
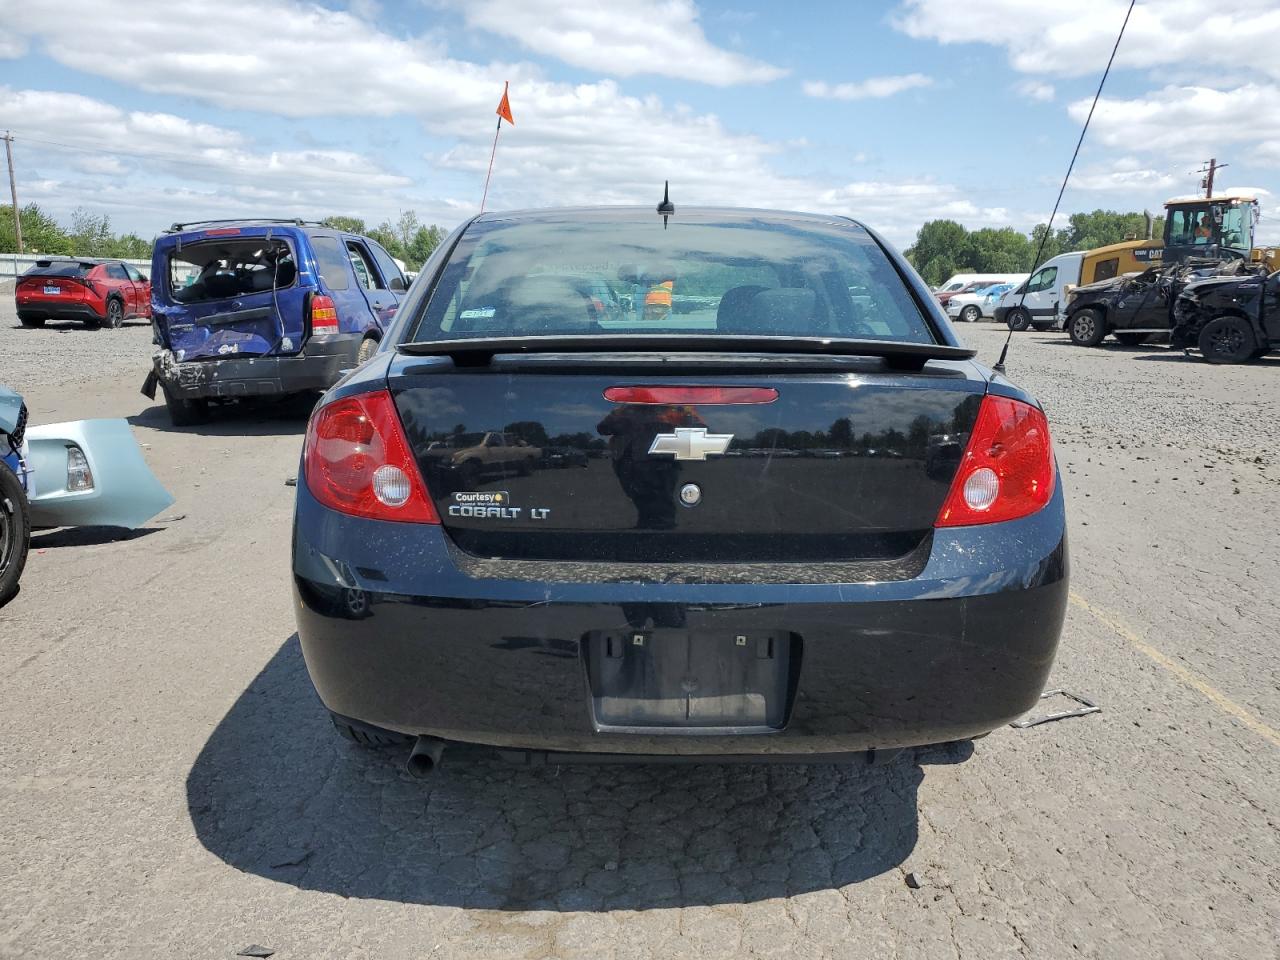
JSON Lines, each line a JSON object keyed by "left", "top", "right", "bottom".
{"left": 994, "top": 0, "right": 1137, "bottom": 373}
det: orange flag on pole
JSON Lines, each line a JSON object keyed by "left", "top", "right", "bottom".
{"left": 482, "top": 82, "right": 512, "bottom": 213}
{"left": 496, "top": 81, "right": 514, "bottom": 125}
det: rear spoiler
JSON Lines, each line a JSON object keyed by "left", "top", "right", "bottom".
{"left": 398, "top": 334, "right": 976, "bottom": 371}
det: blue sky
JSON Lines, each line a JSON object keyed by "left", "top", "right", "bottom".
{"left": 1, "top": 0, "right": 1278, "bottom": 248}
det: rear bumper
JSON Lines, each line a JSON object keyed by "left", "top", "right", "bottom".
{"left": 293, "top": 479, "right": 1069, "bottom": 757}
{"left": 17, "top": 302, "right": 102, "bottom": 323}
{"left": 152, "top": 333, "right": 362, "bottom": 399}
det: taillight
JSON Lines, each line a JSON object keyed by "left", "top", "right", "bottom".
{"left": 310, "top": 294, "right": 339, "bottom": 335}
{"left": 604, "top": 386, "right": 779, "bottom": 405}
{"left": 935, "top": 395, "right": 1054, "bottom": 527}
{"left": 303, "top": 390, "right": 439, "bottom": 523}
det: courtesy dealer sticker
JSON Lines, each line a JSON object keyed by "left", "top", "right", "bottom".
{"left": 449, "top": 491, "right": 550, "bottom": 520}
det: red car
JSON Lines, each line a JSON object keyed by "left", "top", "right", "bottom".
{"left": 15, "top": 258, "right": 151, "bottom": 330}
{"left": 936, "top": 280, "right": 993, "bottom": 308}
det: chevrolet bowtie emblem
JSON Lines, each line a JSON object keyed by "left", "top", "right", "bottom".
{"left": 648, "top": 427, "right": 733, "bottom": 461}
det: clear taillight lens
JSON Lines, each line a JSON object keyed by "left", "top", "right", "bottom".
{"left": 66, "top": 445, "right": 94, "bottom": 492}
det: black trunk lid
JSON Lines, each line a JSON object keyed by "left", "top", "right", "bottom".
{"left": 390, "top": 352, "right": 984, "bottom": 563}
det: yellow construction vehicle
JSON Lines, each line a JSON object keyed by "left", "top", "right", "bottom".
{"left": 1077, "top": 195, "right": 1278, "bottom": 286}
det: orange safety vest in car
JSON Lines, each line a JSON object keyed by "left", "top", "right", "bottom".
{"left": 644, "top": 280, "right": 674, "bottom": 309}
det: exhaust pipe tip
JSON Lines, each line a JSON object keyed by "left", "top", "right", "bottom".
{"left": 406, "top": 735, "right": 446, "bottom": 779}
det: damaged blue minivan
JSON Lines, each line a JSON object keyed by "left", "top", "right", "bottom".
{"left": 143, "top": 220, "right": 408, "bottom": 425}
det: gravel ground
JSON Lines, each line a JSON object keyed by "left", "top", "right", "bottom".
{"left": 0, "top": 301, "right": 1277, "bottom": 960}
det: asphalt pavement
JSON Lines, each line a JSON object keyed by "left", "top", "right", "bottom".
{"left": 0, "top": 303, "right": 1276, "bottom": 959}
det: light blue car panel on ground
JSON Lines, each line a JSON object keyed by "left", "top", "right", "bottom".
{"left": 24, "top": 419, "right": 174, "bottom": 529}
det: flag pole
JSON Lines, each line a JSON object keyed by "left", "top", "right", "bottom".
{"left": 480, "top": 115, "right": 502, "bottom": 214}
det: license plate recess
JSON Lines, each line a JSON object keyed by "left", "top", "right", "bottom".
{"left": 583, "top": 629, "right": 796, "bottom": 731}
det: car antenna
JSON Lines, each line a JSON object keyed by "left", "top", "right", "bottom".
{"left": 657, "top": 180, "right": 674, "bottom": 229}
{"left": 993, "top": 0, "right": 1135, "bottom": 375}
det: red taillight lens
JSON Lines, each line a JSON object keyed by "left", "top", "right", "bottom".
{"left": 603, "top": 386, "right": 779, "bottom": 405}
{"left": 310, "top": 294, "right": 339, "bottom": 335}
{"left": 303, "top": 390, "right": 439, "bottom": 523}
{"left": 935, "top": 395, "right": 1054, "bottom": 527}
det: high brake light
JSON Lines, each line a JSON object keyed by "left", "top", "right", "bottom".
{"left": 310, "top": 294, "right": 339, "bottom": 335}
{"left": 935, "top": 395, "right": 1055, "bottom": 527}
{"left": 303, "top": 390, "right": 439, "bottom": 523}
{"left": 604, "top": 386, "right": 779, "bottom": 405}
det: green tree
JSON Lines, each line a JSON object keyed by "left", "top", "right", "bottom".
{"left": 905, "top": 220, "right": 970, "bottom": 286}
{"left": 368, "top": 220, "right": 403, "bottom": 260}
{"left": 322, "top": 215, "right": 367, "bottom": 233}
{"left": 69, "top": 208, "right": 116, "bottom": 257}
{"left": 0, "top": 203, "right": 73, "bottom": 255}
{"left": 1061, "top": 209, "right": 1159, "bottom": 251}
{"left": 395, "top": 209, "right": 420, "bottom": 254}
{"left": 1028, "top": 223, "right": 1066, "bottom": 269}
{"left": 961, "top": 228, "right": 1033, "bottom": 273}
{"left": 408, "top": 224, "right": 444, "bottom": 269}
{"left": 108, "top": 233, "right": 153, "bottom": 260}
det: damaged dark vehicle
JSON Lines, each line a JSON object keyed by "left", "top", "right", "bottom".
{"left": 1064, "top": 260, "right": 1266, "bottom": 348}
{"left": 1171, "top": 269, "right": 1280, "bottom": 364}
{"left": 291, "top": 206, "right": 1068, "bottom": 775}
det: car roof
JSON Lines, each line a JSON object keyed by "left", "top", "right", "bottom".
{"left": 473, "top": 205, "right": 869, "bottom": 232}
{"left": 33, "top": 256, "right": 120, "bottom": 265}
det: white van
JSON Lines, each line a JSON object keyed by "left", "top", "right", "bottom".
{"left": 935, "top": 273, "right": 1018, "bottom": 293}
{"left": 994, "top": 252, "right": 1085, "bottom": 330}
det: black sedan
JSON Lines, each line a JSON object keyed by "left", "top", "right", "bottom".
{"left": 292, "top": 207, "right": 1068, "bottom": 774}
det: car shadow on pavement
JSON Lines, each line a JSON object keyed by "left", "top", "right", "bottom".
{"left": 7, "top": 320, "right": 150, "bottom": 331}
{"left": 187, "top": 635, "right": 965, "bottom": 910}
{"left": 29, "top": 525, "right": 162, "bottom": 548}
{"left": 1132, "top": 353, "right": 1280, "bottom": 366}
{"left": 129, "top": 397, "right": 314, "bottom": 438}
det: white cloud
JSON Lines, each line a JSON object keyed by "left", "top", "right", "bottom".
{"left": 0, "top": 28, "right": 26, "bottom": 59}
{"left": 449, "top": 0, "right": 785, "bottom": 86}
{"left": 0, "top": 87, "right": 411, "bottom": 200}
{"left": 802, "top": 74, "right": 932, "bottom": 101}
{"left": 0, "top": 1, "right": 1009, "bottom": 247}
{"left": 1069, "top": 83, "right": 1280, "bottom": 163}
{"left": 894, "top": 0, "right": 1280, "bottom": 82}
{"left": 1067, "top": 160, "right": 1177, "bottom": 193}
{"left": 1016, "top": 80, "right": 1055, "bottom": 102}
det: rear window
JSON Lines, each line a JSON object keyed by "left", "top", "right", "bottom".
{"left": 167, "top": 238, "right": 296, "bottom": 304}
{"left": 23, "top": 261, "right": 94, "bottom": 278}
{"left": 309, "top": 236, "right": 351, "bottom": 291}
{"left": 407, "top": 217, "right": 936, "bottom": 344}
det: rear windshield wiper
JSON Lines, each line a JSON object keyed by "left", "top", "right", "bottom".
{"left": 398, "top": 334, "right": 976, "bottom": 371}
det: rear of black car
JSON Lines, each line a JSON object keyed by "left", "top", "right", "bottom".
{"left": 292, "top": 208, "right": 1067, "bottom": 764}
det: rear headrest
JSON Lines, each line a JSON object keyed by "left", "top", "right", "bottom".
{"left": 745, "top": 288, "right": 817, "bottom": 333}
{"left": 715, "top": 284, "right": 768, "bottom": 332}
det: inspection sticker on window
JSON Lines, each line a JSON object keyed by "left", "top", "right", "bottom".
{"left": 459, "top": 307, "right": 496, "bottom": 320}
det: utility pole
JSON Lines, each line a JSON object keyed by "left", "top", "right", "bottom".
{"left": 3, "top": 131, "right": 22, "bottom": 254}
{"left": 1198, "top": 157, "right": 1227, "bottom": 199}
